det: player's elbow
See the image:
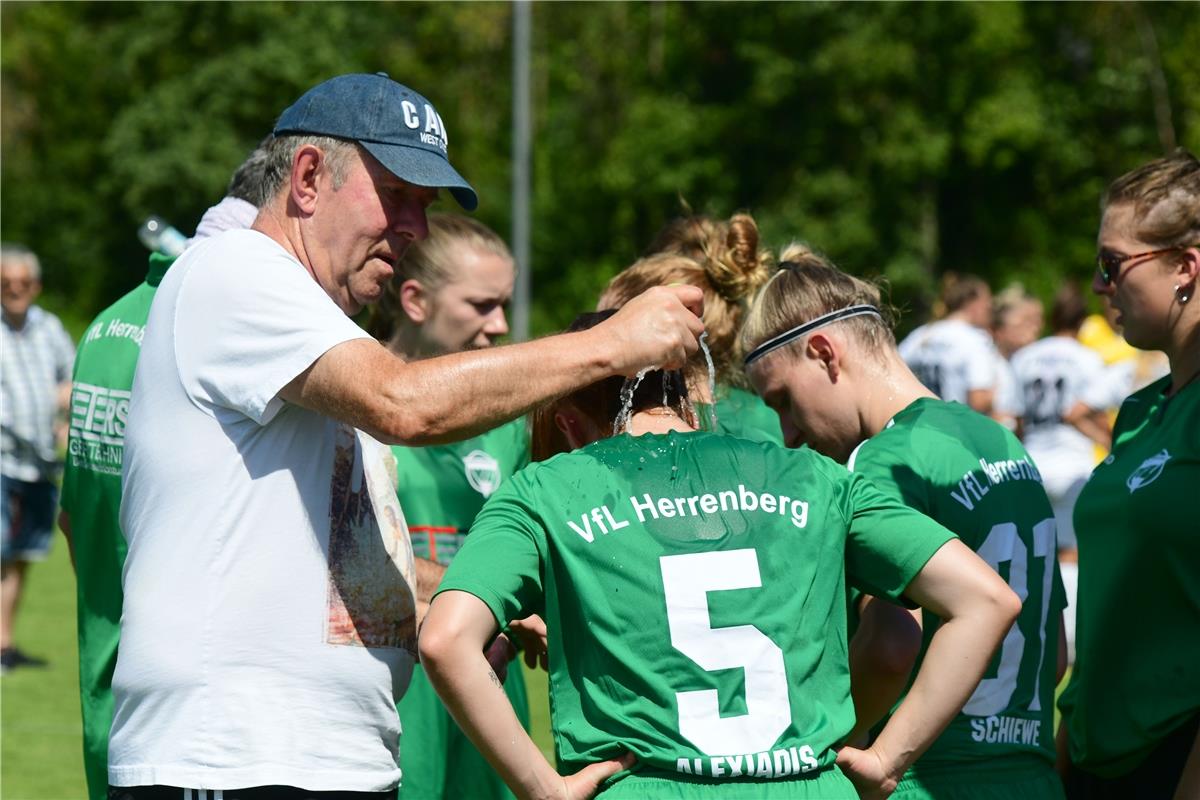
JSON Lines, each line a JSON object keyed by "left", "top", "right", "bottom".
{"left": 985, "top": 581, "right": 1023, "bottom": 637}
{"left": 417, "top": 616, "right": 456, "bottom": 674}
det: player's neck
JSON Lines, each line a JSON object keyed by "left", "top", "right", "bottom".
{"left": 862, "top": 354, "right": 934, "bottom": 435}
{"left": 628, "top": 407, "right": 695, "bottom": 436}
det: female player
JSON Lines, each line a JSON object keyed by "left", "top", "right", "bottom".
{"left": 741, "top": 247, "right": 1067, "bottom": 800}
{"left": 598, "top": 211, "right": 781, "bottom": 444}
{"left": 368, "top": 213, "right": 529, "bottom": 800}
{"left": 898, "top": 272, "right": 999, "bottom": 415}
{"left": 420, "top": 310, "right": 1020, "bottom": 800}
{"left": 1057, "top": 149, "right": 1200, "bottom": 799}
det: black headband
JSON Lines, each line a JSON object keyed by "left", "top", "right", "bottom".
{"left": 743, "top": 304, "right": 882, "bottom": 367}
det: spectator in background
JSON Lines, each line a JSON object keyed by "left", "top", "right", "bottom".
{"left": 57, "top": 142, "right": 268, "bottom": 800}
{"left": 1010, "top": 284, "right": 1110, "bottom": 666}
{"left": 597, "top": 211, "right": 782, "bottom": 445}
{"left": 0, "top": 244, "right": 75, "bottom": 673}
{"left": 366, "top": 213, "right": 530, "bottom": 800}
{"left": 899, "top": 272, "right": 998, "bottom": 414}
{"left": 990, "top": 284, "right": 1044, "bottom": 431}
{"left": 1057, "top": 149, "right": 1200, "bottom": 800}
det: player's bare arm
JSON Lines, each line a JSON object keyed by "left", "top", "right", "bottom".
{"left": 420, "top": 590, "right": 633, "bottom": 800}
{"left": 837, "top": 538, "right": 1021, "bottom": 799}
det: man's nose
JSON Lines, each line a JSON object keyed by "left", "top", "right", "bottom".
{"left": 393, "top": 203, "right": 430, "bottom": 242}
{"left": 485, "top": 307, "right": 509, "bottom": 337}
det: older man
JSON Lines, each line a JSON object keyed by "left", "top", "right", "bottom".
{"left": 0, "top": 244, "right": 74, "bottom": 673}
{"left": 109, "top": 73, "right": 703, "bottom": 799}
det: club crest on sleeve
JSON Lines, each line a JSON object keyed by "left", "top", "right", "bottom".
{"left": 1126, "top": 449, "right": 1171, "bottom": 493}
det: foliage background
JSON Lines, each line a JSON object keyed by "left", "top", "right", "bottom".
{"left": 3, "top": 1, "right": 1198, "bottom": 337}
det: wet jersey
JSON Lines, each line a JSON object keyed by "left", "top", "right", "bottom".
{"left": 439, "top": 431, "right": 955, "bottom": 786}
{"left": 847, "top": 398, "right": 1064, "bottom": 776}
{"left": 899, "top": 320, "right": 997, "bottom": 405}
{"left": 391, "top": 418, "right": 528, "bottom": 565}
{"left": 1058, "top": 376, "right": 1200, "bottom": 777}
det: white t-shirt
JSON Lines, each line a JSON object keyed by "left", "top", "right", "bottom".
{"left": 898, "top": 318, "right": 997, "bottom": 405}
{"left": 112, "top": 230, "right": 417, "bottom": 791}
{"left": 992, "top": 351, "right": 1024, "bottom": 426}
{"left": 1010, "top": 335, "right": 1109, "bottom": 485}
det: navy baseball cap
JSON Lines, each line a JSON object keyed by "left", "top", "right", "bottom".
{"left": 273, "top": 72, "right": 478, "bottom": 211}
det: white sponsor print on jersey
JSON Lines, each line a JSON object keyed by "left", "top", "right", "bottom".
{"left": 1126, "top": 449, "right": 1171, "bottom": 493}
{"left": 463, "top": 449, "right": 502, "bottom": 497}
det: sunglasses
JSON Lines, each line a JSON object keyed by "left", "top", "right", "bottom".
{"left": 1095, "top": 245, "right": 1196, "bottom": 286}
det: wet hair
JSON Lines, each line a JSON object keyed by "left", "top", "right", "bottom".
{"left": 367, "top": 214, "right": 514, "bottom": 341}
{"left": 740, "top": 243, "right": 896, "bottom": 366}
{"left": 261, "top": 133, "right": 358, "bottom": 198}
{"left": 933, "top": 272, "right": 991, "bottom": 318}
{"left": 1103, "top": 148, "right": 1200, "bottom": 251}
{"left": 1049, "top": 283, "right": 1089, "bottom": 333}
{"left": 530, "top": 310, "right": 689, "bottom": 462}
{"left": 599, "top": 212, "right": 772, "bottom": 386}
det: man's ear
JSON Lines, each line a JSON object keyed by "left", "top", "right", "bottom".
{"left": 806, "top": 332, "right": 841, "bottom": 382}
{"left": 399, "top": 280, "right": 429, "bottom": 324}
{"left": 1176, "top": 246, "right": 1199, "bottom": 293}
{"left": 289, "top": 145, "right": 324, "bottom": 216}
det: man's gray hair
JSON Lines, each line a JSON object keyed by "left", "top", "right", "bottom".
{"left": 226, "top": 137, "right": 275, "bottom": 208}
{"left": 0, "top": 244, "right": 41, "bottom": 281}
{"left": 261, "top": 134, "right": 359, "bottom": 200}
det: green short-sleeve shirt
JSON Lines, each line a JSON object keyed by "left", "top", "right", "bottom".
{"left": 848, "top": 398, "right": 1064, "bottom": 777}
{"left": 438, "top": 431, "right": 954, "bottom": 788}
{"left": 60, "top": 253, "right": 171, "bottom": 800}
{"left": 1058, "top": 376, "right": 1200, "bottom": 778}
{"left": 695, "top": 385, "right": 784, "bottom": 445}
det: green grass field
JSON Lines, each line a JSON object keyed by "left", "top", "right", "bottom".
{"left": 0, "top": 538, "right": 555, "bottom": 800}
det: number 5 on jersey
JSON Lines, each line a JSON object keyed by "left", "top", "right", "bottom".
{"left": 660, "top": 549, "right": 791, "bottom": 755}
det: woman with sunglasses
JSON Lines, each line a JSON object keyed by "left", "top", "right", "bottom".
{"left": 418, "top": 306, "right": 1021, "bottom": 800}
{"left": 741, "top": 246, "right": 1068, "bottom": 800}
{"left": 1056, "top": 149, "right": 1200, "bottom": 800}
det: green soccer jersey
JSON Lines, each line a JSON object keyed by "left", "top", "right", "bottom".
{"left": 848, "top": 398, "right": 1065, "bottom": 777}
{"left": 438, "top": 430, "right": 955, "bottom": 792}
{"left": 392, "top": 419, "right": 530, "bottom": 800}
{"left": 695, "top": 385, "right": 784, "bottom": 445}
{"left": 60, "top": 253, "right": 171, "bottom": 800}
{"left": 1058, "top": 376, "right": 1200, "bottom": 778}
{"left": 391, "top": 418, "right": 529, "bottom": 565}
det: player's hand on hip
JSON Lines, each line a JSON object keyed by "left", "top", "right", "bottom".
{"left": 835, "top": 745, "right": 899, "bottom": 800}
{"left": 508, "top": 614, "right": 549, "bottom": 671}
{"left": 558, "top": 751, "right": 636, "bottom": 800}
{"left": 598, "top": 285, "right": 705, "bottom": 376}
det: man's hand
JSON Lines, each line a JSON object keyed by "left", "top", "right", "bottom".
{"left": 836, "top": 746, "right": 900, "bottom": 800}
{"left": 558, "top": 751, "right": 636, "bottom": 800}
{"left": 591, "top": 285, "right": 704, "bottom": 376}
{"left": 508, "top": 614, "right": 548, "bottom": 671}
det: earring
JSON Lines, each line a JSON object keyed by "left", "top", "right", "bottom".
{"left": 1176, "top": 284, "right": 1192, "bottom": 304}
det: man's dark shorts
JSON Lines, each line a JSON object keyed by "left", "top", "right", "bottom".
{"left": 1, "top": 475, "right": 57, "bottom": 563}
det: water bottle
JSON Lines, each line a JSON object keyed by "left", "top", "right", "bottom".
{"left": 137, "top": 216, "right": 188, "bottom": 258}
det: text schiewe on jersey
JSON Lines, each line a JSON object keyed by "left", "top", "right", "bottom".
{"left": 950, "top": 456, "right": 1043, "bottom": 511}
{"left": 564, "top": 484, "right": 810, "bottom": 543}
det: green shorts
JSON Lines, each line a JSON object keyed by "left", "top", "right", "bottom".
{"left": 891, "top": 761, "right": 1065, "bottom": 800}
{"left": 395, "top": 661, "right": 529, "bottom": 800}
{"left": 598, "top": 767, "right": 857, "bottom": 799}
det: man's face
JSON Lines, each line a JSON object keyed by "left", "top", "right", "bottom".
{"left": 309, "top": 148, "right": 438, "bottom": 315}
{"left": 0, "top": 260, "right": 40, "bottom": 319}
{"left": 418, "top": 244, "right": 515, "bottom": 355}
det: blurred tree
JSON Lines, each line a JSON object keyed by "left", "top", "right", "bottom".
{"left": 2, "top": 1, "right": 1197, "bottom": 337}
